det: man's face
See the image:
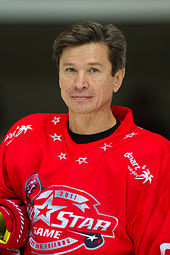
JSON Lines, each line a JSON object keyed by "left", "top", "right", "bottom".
{"left": 59, "top": 43, "right": 124, "bottom": 115}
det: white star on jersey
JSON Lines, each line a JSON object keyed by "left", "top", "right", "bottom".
{"left": 100, "top": 143, "right": 112, "bottom": 151}
{"left": 124, "top": 132, "right": 138, "bottom": 139}
{"left": 51, "top": 117, "right": 60, "bottom": 125}
{"left": 58, "top": 153, "right": 67, "bottom": 160}
{"left": 76, "top": 157, "right": 88, "bottom": 165}
{"left": 50, "top": 133, "right": 62, "bottom": 141}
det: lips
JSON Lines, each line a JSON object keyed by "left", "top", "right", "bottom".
{"left": 71, "top": 95, "right": 92, "bottom": 100}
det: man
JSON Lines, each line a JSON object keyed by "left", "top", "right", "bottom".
{"left": 0, "top": 21, "right": 169, "bottom": 255}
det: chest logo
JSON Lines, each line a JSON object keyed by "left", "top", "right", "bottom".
{"left": 160, "top": 243, "right": 170, "bottom": 255}
{"left": 25, "top": 174, "right": 118, "bottom": 254}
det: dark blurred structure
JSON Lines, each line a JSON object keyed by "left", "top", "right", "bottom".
{"left": 0, "top": 1, "right": 170, "bottom": 142}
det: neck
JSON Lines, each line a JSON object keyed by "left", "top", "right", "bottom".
{"left": 68, "top": 108, "right": 116, "bottom": 135}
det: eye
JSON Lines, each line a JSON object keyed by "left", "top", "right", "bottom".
{"left": 66, "top": 67, "right": 75, "bottom": 73}
{"left": 89, "top": 68, "right": 99, "bottom": 73}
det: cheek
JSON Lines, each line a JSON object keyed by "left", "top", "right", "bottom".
{"left": 98, "top": 85, "right": 114, "bottom": 104}
{"left": 59, "top": 74, "right": 70, "bottom": 92}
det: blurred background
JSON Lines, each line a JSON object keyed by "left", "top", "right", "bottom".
{"left": 0, "top": 0, "right": 170, "bottom": 142}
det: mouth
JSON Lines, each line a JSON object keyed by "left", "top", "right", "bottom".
{"left": 71, "top": 95, "right": 93, "bottom": 101}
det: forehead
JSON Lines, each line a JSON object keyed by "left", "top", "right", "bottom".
{"left": 60, "top": 43, "right": 110, "bottom": 65}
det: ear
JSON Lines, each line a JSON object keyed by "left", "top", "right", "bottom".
{"left": 113, "top": 68, "right": 125, "bottom": 93}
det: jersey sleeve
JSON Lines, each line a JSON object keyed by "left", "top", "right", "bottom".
{"left": 127, "top": 135, "right": 170, "bottom": 255}
{"left": 0, "top": 121, "right": 30, "bottom": 251}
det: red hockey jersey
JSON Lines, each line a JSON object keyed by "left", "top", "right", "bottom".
{"left": 0, "top": 105, "right": 170, "bottom": 255}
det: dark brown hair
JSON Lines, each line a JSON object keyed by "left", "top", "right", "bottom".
{"left": 52, "top": 21, "right": 126, "bottom": 76}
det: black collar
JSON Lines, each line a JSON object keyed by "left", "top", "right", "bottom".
{"left": 68, "top": 120, "right": 121, "bottom": 144}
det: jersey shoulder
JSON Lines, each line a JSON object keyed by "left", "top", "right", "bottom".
{"left": 2, "top": 112, "right": 67, "bottom": 147}
{"left": 133, "top": 126, "right": 169, "bottom": 152}
{"left": 118, "top": 125, "right": 169, "bottom": 181}
{"left": 122, "top": 126, "right": 169, "bottom": 187}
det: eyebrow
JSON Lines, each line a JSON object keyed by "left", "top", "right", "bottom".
{"left": 62, "top": 62, "right": 103, "bottom": 67}
{"left": 62, "top": 63, "right": 76, "bottom": 66}
{"left": 87, "top": 62, "right": 103, "bottom": 67}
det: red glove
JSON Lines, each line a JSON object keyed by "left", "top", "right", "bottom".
{"left": 0, "top": 248, "right": 22, "bottom": 255}
{"left": 0, "top": 199, "right": 29, "bottom": 250}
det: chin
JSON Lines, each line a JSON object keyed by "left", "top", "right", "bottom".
{"left": 68, "top": 104, "right": 96, "bottom": 115}
{"left": 64, "top": 98, "right": 88, "bottom": 112}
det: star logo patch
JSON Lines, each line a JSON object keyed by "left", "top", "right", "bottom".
{"left": 33, "top": 195, "right": 66, "bottom": 226}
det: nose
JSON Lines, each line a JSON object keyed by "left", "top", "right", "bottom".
{"left": 74, "top": 71, "right": 88, "bottom": 90}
